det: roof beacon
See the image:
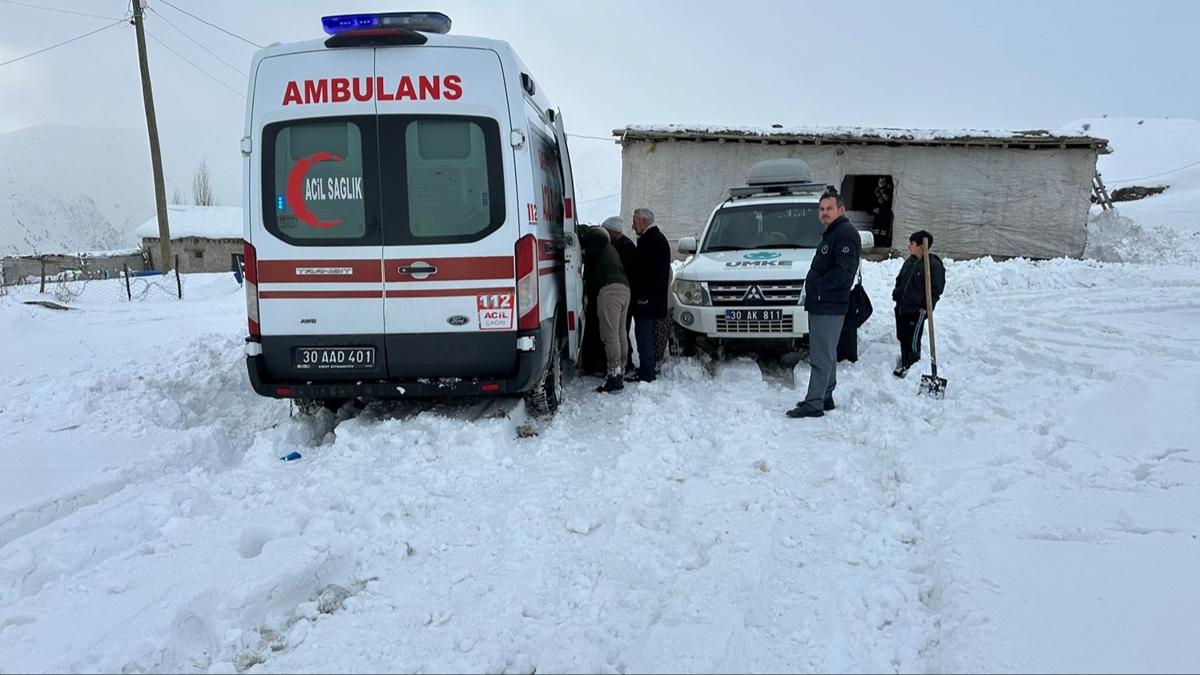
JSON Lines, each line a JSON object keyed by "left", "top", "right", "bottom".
{"left": 322, "top": 12, "right": 452, "bottom": 36}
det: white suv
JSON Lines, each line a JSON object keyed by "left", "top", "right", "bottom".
{"left": 669, "top": 160, "right": 870, "bottom": 355}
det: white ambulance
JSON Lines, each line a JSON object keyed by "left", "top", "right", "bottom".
{"left": 241, "top": 12, "right": 583, "bottom": 416}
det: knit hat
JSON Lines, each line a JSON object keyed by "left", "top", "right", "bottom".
{"left": 601, "top": 216, "right": 624, "bottom": 233}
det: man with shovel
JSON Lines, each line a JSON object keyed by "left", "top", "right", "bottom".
{"left": 892, "top": 230, "right": 945, "bottom": 379}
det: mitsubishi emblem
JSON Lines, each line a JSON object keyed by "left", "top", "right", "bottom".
{"left": 743, "top": 285, "right": 765, "bottom": 302}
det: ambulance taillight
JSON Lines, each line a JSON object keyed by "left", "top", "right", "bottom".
{"left": 243, "top": 241, "right": 260, "bottom": 337}
{"left": 516, "top": 234, "right": 539, "bottom": 331}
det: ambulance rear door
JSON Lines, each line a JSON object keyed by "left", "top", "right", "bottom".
{"left": 374, "top": 46, "right": 520, "bottom": 379}
{"left": 249, "top": 48, "right": 385, "bottom": 383}
{"left": 553, "top": 110, "right": 583, "bottom": 363}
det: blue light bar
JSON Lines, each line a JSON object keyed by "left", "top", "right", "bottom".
{"left": 321, "top": 14, "right": 378, "bottom": 34}
{"left": 322, "top": 12, "right": 451, "bottom": 36}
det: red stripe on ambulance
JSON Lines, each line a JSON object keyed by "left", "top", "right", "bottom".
{"left": 259, "top": 290, "right": 383, "bottom": 299}
{"left": 384, "top": 256, "right": 513, "bottom": 282}
{"left": 257, "top": 259, "right": 382, "bottom": 283}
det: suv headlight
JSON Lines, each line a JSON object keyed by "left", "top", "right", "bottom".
{"left": 673, "top": 279, "right": 709, "bottom": 306}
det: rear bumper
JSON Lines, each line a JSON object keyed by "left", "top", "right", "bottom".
{"left": 245, "top": 324, "right": 554, "bottom": 401}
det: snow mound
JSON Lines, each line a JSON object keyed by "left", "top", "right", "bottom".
{"left": 1083, "top": 209, "right": 1200, "bottom": 264}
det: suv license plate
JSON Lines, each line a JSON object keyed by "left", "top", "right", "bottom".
{"left": 724, "top": 309, "right": 783, "bottom": 321}
{"left": 294, "top": 347, "right": 375, "bottom": 370}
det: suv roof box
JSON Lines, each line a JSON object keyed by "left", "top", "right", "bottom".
{"left": 746, "top": 159, "right": 813, "bottom": 186}
{"left": 731, "top": 159, "right": 828, "bottom": 200}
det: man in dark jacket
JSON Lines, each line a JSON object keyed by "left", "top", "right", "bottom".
{"left": 627, "top": 207, "right": 671, "bottom": 383}
{"left": 892, "top": 230, "right": 945, "bottom": 378}
{"left": 603, "top": 215, "right": 638, "bottom": 372}
{"left": 577, "top": 225, "right": 630, "bottom": 393}
{"left": 787, "top": 191, "right": 862, "bottom": 419}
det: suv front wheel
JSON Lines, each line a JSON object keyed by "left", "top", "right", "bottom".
{"left": 669, "top": 324, "right": 699, "bottom": 358}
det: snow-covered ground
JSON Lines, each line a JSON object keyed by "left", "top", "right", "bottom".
{"left": 3, "top": 117, "right": 1199, "bottom": 672}
{"left": 2, "top": 215, "right": 1199, "bottom": 672}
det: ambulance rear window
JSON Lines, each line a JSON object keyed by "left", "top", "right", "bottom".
{"left": 262, "top": 119, "right": 374, "bottom": 245}
{"left": 379, "top": 116, "right": 505, "bottom": 245}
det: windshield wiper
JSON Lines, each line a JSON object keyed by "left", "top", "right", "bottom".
{"left": 703, "top": 246, "right": 745, "bottom": 252}
{"left": 752, "top": 243, "right": 810, "bottom": 249}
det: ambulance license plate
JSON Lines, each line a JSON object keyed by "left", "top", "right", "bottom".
{"left": 724, "top": 309, "right": 783, "bottom": 321}
{"left": 293, "top": 347, "right": 375, "bottom": 371}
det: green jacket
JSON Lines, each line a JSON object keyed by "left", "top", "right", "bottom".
{"left": 577, "top": 226, "right": 629, "bottom": 290}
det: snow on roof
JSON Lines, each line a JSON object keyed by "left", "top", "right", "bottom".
{"left": 615, "top": 124, "right": 1108, "bottom": 149}
{"left": 135, "top": 206, "right": 242, "bottom": 240}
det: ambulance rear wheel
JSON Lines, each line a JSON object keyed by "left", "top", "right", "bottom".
{"left": 525, "top": 336, "right": 564, "bottom": 418}
{"left": 295, "top": 398, "right": 347, "bottom": 416}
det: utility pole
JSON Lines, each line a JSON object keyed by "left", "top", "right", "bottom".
{"left": 131, "top": 0, "right": 173, "bottom": 272}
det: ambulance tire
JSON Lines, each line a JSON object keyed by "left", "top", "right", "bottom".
{"left": 295, "top": 398, "right": 347, "bottom": 416}
{"left": 525, "top": 336, "right": 564, "bottom": 418}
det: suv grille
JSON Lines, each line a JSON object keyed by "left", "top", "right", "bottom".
{"left": 709, "top": 280, "right": 804, "bottom": 306}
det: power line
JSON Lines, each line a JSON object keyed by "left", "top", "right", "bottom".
{"left": 577, "top": 192, "right": 620, "bottom": 204}
{"left": 0, "top": 0, "right": 122, "bottom": 21}
{"left": 145, "top": 30, "right": 245, "bottom": 98}
{"left": 567, "top": 133, "right": 617, "bottom": 142}
{"left": 1109, "top": 157, "right": 1200, "bottom": 185}
{"left": 148, "top": 6, "right": 246, "bottom": 77}
{"left": 157, "top": 0, "right": 262, "bottom": 48}
{"left": 0, "top": 18, "right": 125, "bottom": 67}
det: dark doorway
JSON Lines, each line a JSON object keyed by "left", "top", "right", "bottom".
{"left": 840, "top": 174, "right": 894, "bottom": 248}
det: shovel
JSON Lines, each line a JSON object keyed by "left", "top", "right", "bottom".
{"left": 917, "top": 236, "right": 947, "bottom": 398}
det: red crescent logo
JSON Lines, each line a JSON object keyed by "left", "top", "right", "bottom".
{"left": 285, "top": 151, "right": 345, "bottom": 229}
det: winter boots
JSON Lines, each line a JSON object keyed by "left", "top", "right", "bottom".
{"left": 595, "top": 375, "right": 625, "bottom": 394}
{"left": 786, "top": 397, "right": 835, "bottom": 418}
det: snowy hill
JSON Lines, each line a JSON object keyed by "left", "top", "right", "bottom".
{"left": 1059, "top": 117, "right": 1200, "bottom": 234}
{"left": 0, "top": 125, "right": 153, "bottom": 256}
{"left": 0, "top": 125, "right": 242, "bottom": 257}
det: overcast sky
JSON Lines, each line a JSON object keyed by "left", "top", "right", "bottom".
{"left": 1, "top": 0, "right": 1197, "bottom": 205}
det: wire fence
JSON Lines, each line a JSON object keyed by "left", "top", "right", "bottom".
{"left": 3, "top": 257, "right": 245, "bottom": 305}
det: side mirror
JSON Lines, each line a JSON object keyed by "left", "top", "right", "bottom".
{"left": 678, "top": 236, "right": 697, "bottom": 254}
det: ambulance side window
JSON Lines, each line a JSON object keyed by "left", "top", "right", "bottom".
{"left": 261, "top": 118, "right": 378, "bottom": 245}
{"left": 531, "top": 129, "right": 564, "bottom": 228}
{"left": 379, "top": 115, "right": 505, "bottom": 245}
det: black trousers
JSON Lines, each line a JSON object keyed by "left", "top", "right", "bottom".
{"left": 837, "top": 317, "right": 858, "bottom": 363}
{"left": 895, "top": 310, "right": 926, "bottom": 367}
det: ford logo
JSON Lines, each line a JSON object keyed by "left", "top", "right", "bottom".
{"left": 744, "top": 251, "right": 782, "bottom": 260}
{"left": 447, "top": 315, "right": 469, "bottom": 326}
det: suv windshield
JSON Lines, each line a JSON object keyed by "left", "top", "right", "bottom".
{"left": 702, "top": 203, "right": 823, "bottom": 252}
